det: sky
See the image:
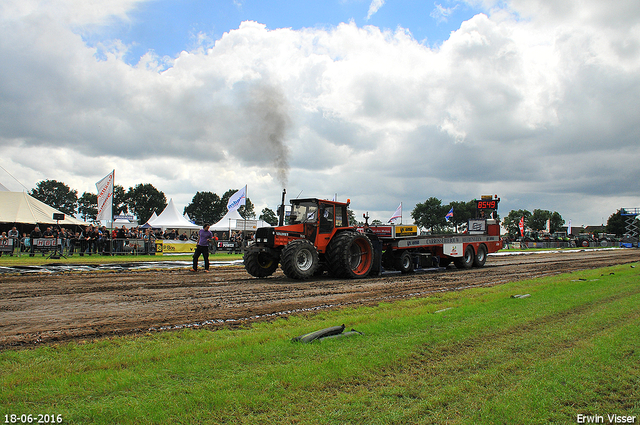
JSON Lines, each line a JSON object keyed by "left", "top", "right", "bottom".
{"left": 1, "top": 0, "right": 639, "bottom": 228}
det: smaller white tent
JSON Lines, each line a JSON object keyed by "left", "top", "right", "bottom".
{"left": 211, "top": 208, "right": 272, "bottom": 233}
{"left": 147, "top": 199, "right": 200, "bottom": 231}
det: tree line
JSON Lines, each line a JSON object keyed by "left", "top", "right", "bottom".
{"left": 29, "top": 180, "right": 275, "bottom": 226}
{"left": 411, "top": 197, "right": 631, "bottom": 238}
{"left": 29, "top": 180, "right": 630, "bottom": 235}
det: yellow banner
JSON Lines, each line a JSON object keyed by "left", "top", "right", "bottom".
{"left": 395, "top": 225, "right": 418, "bottom": 236}
{"left": 161, "top": 240, "right": 197, "bottom": 253}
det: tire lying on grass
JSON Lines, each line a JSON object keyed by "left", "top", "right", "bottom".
{"left": 292, "top": 324, "right": 346, "bottom": 343}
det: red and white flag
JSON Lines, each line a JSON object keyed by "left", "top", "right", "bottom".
{"left": 96, "top": 170, "right": 114, "bottom": 222}
{"left": 388, "top": 203, "right": 402, "bottom": 223}
{"left": 519, "top": 216, "right": 525, "bottom": 237}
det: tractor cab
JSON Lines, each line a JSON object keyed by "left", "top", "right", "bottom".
{"left": 286, "top": 198, "right": 350, "bottom": 252}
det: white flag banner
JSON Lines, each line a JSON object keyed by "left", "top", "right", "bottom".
{"left": 96, "top": 170, "right": 115, "bottom": 222}
{"left": 227, "top": 185, "right": 247, "bottom": 211}
{"left": 388, "top": 203, "right": 402, "bottom": 223}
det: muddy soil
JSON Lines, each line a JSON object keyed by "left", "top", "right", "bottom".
{"left": 1, "top": 249, "right": 639, "bottom": 349}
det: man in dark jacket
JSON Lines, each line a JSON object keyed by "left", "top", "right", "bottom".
{"left": 29, "top": 226, "right": 42, "bottom": 256}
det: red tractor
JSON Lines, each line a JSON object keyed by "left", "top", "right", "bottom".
{"left": 244, "top": 198, "right": 373, "bottom": 279}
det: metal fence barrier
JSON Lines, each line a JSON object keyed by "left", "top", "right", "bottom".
{"left": 6, "top": 238, "right": 248, "bottom": 257}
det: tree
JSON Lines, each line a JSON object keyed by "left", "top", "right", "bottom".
{"left": 412, "top": 197, "right": 447, "bottom": 232}
{"left": 30, "top": 180, "right": 78, "bottom": 216}
{"left": 502, "top": 209, "right": 532, "bottom": 238}
{"left": 529, "top": 209, "right": 551, "bottom": 232}
{"left": 347, "top": 209, "right": 357, "bottom": 226}
{"left": 549, "top": 211, "right": 565, "bottom": 233}
{"left": 529, "top": 209, "right": 565, "bottom": 233}
{"left": 259, "top": 208, "right": 278, "bottom": 226}
{"left": 184, "top": 191, "right": 223, "bottom": 225}
{"left": 125, "top": 183, "right": 167, "bottom": 224}
{"left": 606, "top": 210, "right": 628, "bottom": 236}
{"left": 113, "top": 185, "right": 128, "bottom": 216}
{"left": 77, "top": 192, "right": 98, "bottom": 222}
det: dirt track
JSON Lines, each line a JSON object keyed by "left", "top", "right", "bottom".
{"left": 1, "top": 249, "right": 639, "bottom": 349}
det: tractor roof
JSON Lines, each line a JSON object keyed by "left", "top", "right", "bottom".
{"left": 291, "top": 198, "right": 349, "bottom": 207}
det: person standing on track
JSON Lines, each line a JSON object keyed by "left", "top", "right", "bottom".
{"left": 192, "top": 223, "right": 214, "bottom": 272}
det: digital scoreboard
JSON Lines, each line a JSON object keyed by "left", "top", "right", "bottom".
{"left": 475, "top": 198, "right": 500, "bottom": 210}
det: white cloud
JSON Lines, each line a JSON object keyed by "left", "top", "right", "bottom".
{"left": 431, "top": 3, "right": 458, "bottom": 23}
{"left": 366, "top": 0, "right": 385, "bottom": 20}
{"left": 1, "top": 0, "right": 639, "bottom": 224}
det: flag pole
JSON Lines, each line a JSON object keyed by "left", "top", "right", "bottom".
{"left": 110, "top": 169, "right": 114, "bottom": 231}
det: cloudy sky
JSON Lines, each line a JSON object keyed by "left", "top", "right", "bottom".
{"left": 1, "top": 0, "right": 639, "bottom": 227}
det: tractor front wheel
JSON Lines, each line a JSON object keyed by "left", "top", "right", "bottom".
{"left": 244, "top": 250, "right": 279, "bottom": 278}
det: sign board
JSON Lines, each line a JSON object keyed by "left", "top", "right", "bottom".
{"left": 359, "top": 225, "right": 418, "bottom": 238}
{"left": 34, "top": 238, "right": 62, "bottom": 248}
{"left": 0, "top": 239, "right": 13, "bottom": 252}
{"left": 468, "top": 219, "right": 487, "bottom": 234}
{"left": 443, "top": 243, "right": 463, "bottom": 257}
{"left": 217, "top": 241, "right": 237, "bottom": 251}
{"left": 162, "top": 240, "right": 197, "bottom": 253}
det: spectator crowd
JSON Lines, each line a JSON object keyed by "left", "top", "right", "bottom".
{"left": 0, "top": 224, "right": 254, "bottom": 257}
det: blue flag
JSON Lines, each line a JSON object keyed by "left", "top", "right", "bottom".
{"left": 445, "top": 207, "right": 453, "bottom": 222}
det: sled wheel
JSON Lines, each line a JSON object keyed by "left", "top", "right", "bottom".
{"left": 394, "top": 251, "right": 413, "bottom": 273}
{"left": 473, "top": 244, "right": 487, "bottom": 267}
{"left": 454, "top": 245, "right": 474, "bottom": 269}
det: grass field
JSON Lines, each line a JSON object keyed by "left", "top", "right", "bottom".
{"left": 1, "top": 263, "right": 638, "bottom": 424}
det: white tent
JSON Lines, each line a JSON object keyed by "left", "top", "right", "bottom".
{"left": 0, "top": 191, "right": 86, "bottom": 225}
{"left": 211, "top": 208, "right": 272, "bottom": 233}
{"left": 147, "top": 199, "right": 200, "bottom": 231}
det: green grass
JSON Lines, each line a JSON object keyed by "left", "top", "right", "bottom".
{"left": 1, "top": 264, "right": 639, "bottom": 424}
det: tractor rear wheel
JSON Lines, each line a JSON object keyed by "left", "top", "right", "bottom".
{"left": 244, "top": 250, "right": 278, "bottom": 278}
{"left": 327, "top": 232, "right": 374, "bottom": 279}
{"left": 281, "top": 239, "right": 319, "bottom": 279}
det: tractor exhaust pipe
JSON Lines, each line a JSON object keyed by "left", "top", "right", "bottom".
{"left": 278, "top": 188, "right": 286, "bottom": 226}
